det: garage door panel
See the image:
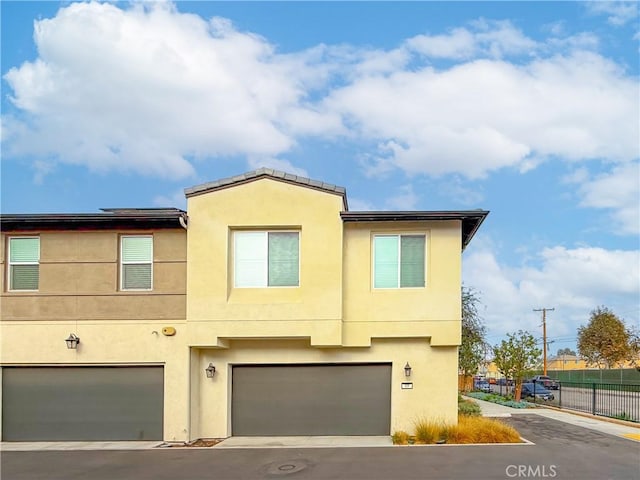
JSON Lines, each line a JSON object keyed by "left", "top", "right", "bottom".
{"left": 232, "top": 364, "right": 391, "bottom": 436}
{"left": 2, "top": 367, "right": 163, "bottom": 441}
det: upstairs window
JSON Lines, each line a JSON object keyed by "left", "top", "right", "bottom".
{"left": 8, "top": 237, "right": 40, "bottom": 291}
{"left": 373, "top": 234, "right": 425, "bottom": 288}
{"left": 121, "top": 235, "right": 153, "bottom": 290}
{"left": 234, "top": 231, "right": 299, "bottom": 287}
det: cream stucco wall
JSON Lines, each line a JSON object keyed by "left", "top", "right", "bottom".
{"left": 1, "top": 176, "right": 468, "bottom": 441}
{"left": 0, "top": 321, "right": 190, "bottom": 441}
{"left": 342, "top": 221, "right": 462, "bottom": 346}
{"left": 186, "top": 179, "right": 346, "bottom": 345}
{"left": 194, "top": 338, "right": 458, "bottom": 439}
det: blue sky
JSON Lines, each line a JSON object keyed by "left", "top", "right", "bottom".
{"left": 1, "top": 1, "right": 639, "bottom": 356}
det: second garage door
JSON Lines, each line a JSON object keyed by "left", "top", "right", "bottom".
{"left": 232, "top": 364, "right": 391, "bottom": 436}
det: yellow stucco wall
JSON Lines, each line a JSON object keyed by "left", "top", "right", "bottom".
{"left": 194, "top": 339, "right": 458, "bottom": 439}
{"left": 342, "top": 221, "right": 461, "bottom": 346}
{"left": 0, "top": 321, "right": 190, "bottom": 441}
{"left": 186, "top": 179, "right": 346, "bottom": 345}
{"left": 186, "top": 178, "right": 463, "bottom": 348}
{"left": 1, "top": 175, "right": 467, "bottom": 441}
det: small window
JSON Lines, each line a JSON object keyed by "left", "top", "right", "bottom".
{"left": 121, "top": 235, "right": 153, "bottom": 290}
{"left": 373, "top": 234, "right": 425, "bottom": 288}
{"left": 234, "top": 231, "right": 299, "bottom": 287}
{"left": 8, "top": 237, "right": 40, "bottom": 291}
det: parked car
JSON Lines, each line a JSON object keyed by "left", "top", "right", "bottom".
{"left": 497, "top": 378, "right": 514, "bottom": 386}
{"left": 521, "top": 383, "right": 555, "bottom": 401}
{"left": 474, "top": 380, "right": 491, "bottom": 393}
{"left": 529, "top": 375, "right": 559, "bottom": 390}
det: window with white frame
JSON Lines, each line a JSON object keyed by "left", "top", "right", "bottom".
{"left": 120, "top": 235, "right": 153, "bottom": 290}
{"left": 8, "top": 237, "right": 40, "bottom": 291}
{"left": 373, "top": 234, "right": 425, "bottom": 288}
{"left": 234, "top": 231, "right": 299, "bottom": 287}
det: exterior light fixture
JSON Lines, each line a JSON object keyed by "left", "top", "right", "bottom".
{"left": 404, "top": 362, "right": 412, "bottom": 377}
{"left": 65, "top": 333, "right": 81, "bottom": 349}
{"left": 205, "top": 363, "right": 216, "bottom": 378}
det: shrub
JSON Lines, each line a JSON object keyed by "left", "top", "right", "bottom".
{"left": 407, "top": 416, "right": 522, "bottom": 445}
{"left": 458, "top": 398, "right": 481, "bottom": 417}
{"left": 392, "top": 430, "right": 410, "bottom": 445}
{"left": 465, "top": 391, "right": 531, "bottom": 409}
{"left": 459, "top": 416, "right": 521, "bottom": 443}
{"left": 414, "top": 418, "right": 443, "bottom": 444}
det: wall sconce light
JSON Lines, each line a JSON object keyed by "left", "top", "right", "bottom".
{"left": 205, "top": 363, "right": 216, "bottom": 378}
{"left": 65, "top": 333, "right": 81, "bottom": 350}
{"left": 404, "top": 362, "right": 412, "bottom": 377}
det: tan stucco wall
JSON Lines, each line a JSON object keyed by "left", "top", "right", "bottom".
{"left": 194, "top": 338, "right": 458, "bottom": 439}
{"left": 1, "top": 230, "right": 186, "bottom": 321}
{"left": 1, "top": 228, "right": 189, "bottom": 441}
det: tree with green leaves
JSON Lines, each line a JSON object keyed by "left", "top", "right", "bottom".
{"left": 458, "top": 286, "right": 487, "bottom": 391}
{"left": 577, "top": 306, "right": 633, "bottom": 368}
{"left": 556, "top": 347, "right": 576, "bottom": 356}
{"left": 493, "top": 330, "right": 541, "bottom": 401}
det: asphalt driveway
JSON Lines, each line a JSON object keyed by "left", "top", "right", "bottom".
{"left": 1, "top": 415, "right": 638, "bottom": 480}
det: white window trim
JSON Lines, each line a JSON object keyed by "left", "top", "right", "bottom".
{"left": 7, "top": 236, "right": 40, "bottom": 292}
{"left": 120, "top": 235, "right": 153, "bottom": 291}
{"left": 372, "top": 232, "right": 427, "bottom": 290}
{"left": 233, "top": 230, "right": 301, "bottom": 288}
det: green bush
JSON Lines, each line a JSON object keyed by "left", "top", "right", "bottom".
{"left": 466, "top": 391, "right": 531, "bottom": 409}
{"left": 458, "top": 399, "right": 481, "bottom": 417}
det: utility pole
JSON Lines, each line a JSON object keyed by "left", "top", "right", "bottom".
{"left": 534, "top": 308, "right": 554, "bottom": 375}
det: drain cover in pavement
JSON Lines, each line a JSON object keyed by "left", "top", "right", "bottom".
{"left": 264, "top": 459, "right": 312, "bottom": 476}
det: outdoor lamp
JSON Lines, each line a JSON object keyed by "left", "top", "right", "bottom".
{"left": 65, "top": 333, "right": 81, "bottom": 349}
{"left": 404, "top": 362, "right": 412, "bottom": 377}
{"left": 205, "top": 363, "right": 216, "bottom": 378}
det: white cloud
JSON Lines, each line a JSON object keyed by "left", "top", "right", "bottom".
{"left": 405, "top": 20, "right": 537, "bottom": 60}
{"left": 348, "top": 197, "right": 376, "bottom": 211}
{"left": 326, "top": 51, "right": 638, "bottom": 179}
{"left": 153, "top": 189, "right": 187, "bottom": 210}
{"left": 2, "top": 2, "right": 325, "bottom": 179}
{"left": 246, "top": 157, "right": 308, "bottom": 177}
{"left": 437, "top": 178, "right": 484, "bottom": 206}
{"left": 585, "top": 1, "right": 639, "bottom": 26}
{"left": 464, "top": 241, "right": 640, "bottom": 346}
{"left": 578, "top": 162, "right": 640, "bottom": 235}
{"left": 2, "top": 3, "right": 638, "bottom": 192}
{"left": 385, "top": 184, "right": 419, "bottom": 210}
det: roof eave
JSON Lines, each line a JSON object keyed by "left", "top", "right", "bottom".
{"left": 340, "top": 210, "right": 489, "bottom": 250}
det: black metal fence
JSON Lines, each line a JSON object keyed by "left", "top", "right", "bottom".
{"left": 491, "top": 381, "right": 640, "bottom": 423}
{"left": 552, "top": 382, "right": 640, "bottom": 423}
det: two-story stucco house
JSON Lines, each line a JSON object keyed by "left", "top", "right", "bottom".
{"left": 0, "top": 169, "right": 488, "bottom": 442}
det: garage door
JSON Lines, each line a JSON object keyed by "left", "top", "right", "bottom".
{"left": 2, "top": 366, "right": 163, "bottom": 441}
{"left": 232, "top": 364, "right": 391, "bottom": 436}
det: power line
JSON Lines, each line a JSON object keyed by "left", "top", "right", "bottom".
{"left": 534, "top": 307, "right": 555, "bottom": 375}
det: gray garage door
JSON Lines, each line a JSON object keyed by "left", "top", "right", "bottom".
{"left": 2, "top": 366, "right": 163, "bottom": 441}
{"left": 232, "top": 364, "right": 391, "bottom": 436}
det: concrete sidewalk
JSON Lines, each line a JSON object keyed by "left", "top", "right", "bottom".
{"left": 466, "top": 396, "right": 640, "bottom": 441}
{"left": 215, "top": 435, "right": 393, "bottom": 448}
{"left": 3, "top": 400, "right": 638, "bottom": 451}
{"left": 0, "top": 441, "right": 162, "bottom": 451}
